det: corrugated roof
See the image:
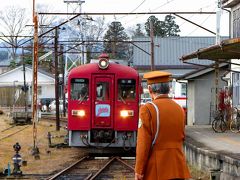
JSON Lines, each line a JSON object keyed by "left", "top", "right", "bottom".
{"left": 222, "top": 0, "right": 239, "bottom": 8}
{"left": 132, "top": 36, "right": 227, "bottom": 67}
{"left": 180, "top": 38, "right": 240, "bottom": 61}
{"left": 178, "top": 63, "right": 229, "bottom": 80}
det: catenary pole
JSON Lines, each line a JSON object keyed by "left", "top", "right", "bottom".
{"left": 32, "top": 10, "right": 40, "bottom": 156}
{"left": 54, "top": 28, "right": 60, "bottom": 131}
{"left": 150, "top": 20, "right": 155, "bottom": 71}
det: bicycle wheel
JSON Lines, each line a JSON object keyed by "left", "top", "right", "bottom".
{"left": 236, "top": 118, "right": 240, "bottom": 132}
{"left": 212, "top": 119, "right": 227, "bottom": 133}
{"left": 229, "top": 108, "right": 240, "bottom": 133}
{"left": 230, "top": 120, "right": 239, "bottom": 133}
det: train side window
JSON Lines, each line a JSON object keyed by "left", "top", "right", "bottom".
{"left": 118, "top": 79, "right": 136, "bottom": 101}
{"left": 70, "top": 78, "right": 89, "bottom": 100}
{"left": 96, "top": 82, "right": 109, "bottom": 101}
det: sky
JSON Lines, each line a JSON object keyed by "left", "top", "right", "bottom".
{"left": 0, "top": 0, "right": 230, "bottom": 37}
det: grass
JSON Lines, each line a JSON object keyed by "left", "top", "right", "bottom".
{"left": 188, "top": 164, "right": 210, "bottom": 180}
{"left": 0, "top": 115, "right": 83, "bottom": 175}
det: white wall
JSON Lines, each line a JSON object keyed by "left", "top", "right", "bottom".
{"left": 187, "top": 82, "right": 195, "bottom": 126}
{"left": 39, "top": 84, "right": 55, "bottom": 99}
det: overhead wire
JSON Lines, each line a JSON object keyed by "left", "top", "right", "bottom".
{"left": 186, "top": 7, "right": 217, "bottom": 36}
{"left": 122, "top": 0, "right": 176, "bottom": 26}
{"left": 178, "top": 2, "right": 215, "bottom": 27}
{"left": 148, "top": 1, "right": 218, "bottom": 47}
{"left": 132, "top": 3, "right": 220, "bottom": 64}
{"left": 116, "top": 0, "right": 147, "bottom": 21}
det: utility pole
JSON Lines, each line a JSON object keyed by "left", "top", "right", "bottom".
{"left": 55, "top": 28, "right": 60, "bottom": 131}
{"left": 61, "top": 45, "right": 67, "bottom": 117}
{"left": 150, "top": 20, "right": 155, "bottom": 71}
{"left": 22, "top": 48, "right": 28, "bottom": 121}
{"left": 32, "top": 11, "right": 40, "bottom": 157}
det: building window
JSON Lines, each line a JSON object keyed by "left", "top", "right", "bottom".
{"left": 38, "top": 86, "right": 42, "bottom": 95}
{"left": 30, "top": 86, "right": 42, "bottom": 95}
{"left": 181, "top": 83, "right": 187, "bottom": 96}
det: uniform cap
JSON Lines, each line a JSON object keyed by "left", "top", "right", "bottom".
{"left": 143, "top": 71, "right": 172, "bottom": 84}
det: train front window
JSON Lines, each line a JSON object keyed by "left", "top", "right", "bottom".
{"left": 71, "top": 78, "right": 89, "bottom": 100}
{"left": 118, "top": 79, "right": 136, "bottom": 101}
{"left": 96, "top": 82, "right": 109, "bottom": 101}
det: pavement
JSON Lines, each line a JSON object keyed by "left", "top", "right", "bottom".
{"left": 185, "top": 125, "right": 240, "bottom": 160}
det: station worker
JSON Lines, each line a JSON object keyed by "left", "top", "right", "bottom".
{"left": 135, "top": 71, "right": 191, "bottom": 180}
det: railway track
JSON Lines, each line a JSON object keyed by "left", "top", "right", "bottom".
{"left": 1, "top": 125, "right": 16, "bottom": 132}
{"left": 46, "top": 155, "right": 135, "bottom": 180}
{"left": 0, "top": 125, "right": 30, "bottom": 142}
{"left": 40, "top": 115, "right": 68, "bottom": 127}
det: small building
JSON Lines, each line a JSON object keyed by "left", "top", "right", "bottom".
{"left": 222, "top": 0, "right": 240, "bottom": 107}
{"left": 0, "top": 65, "right": 55, "bottom": 107}
{"left": 179, "top": 64, "right": 229, "bottom": 125}
{"left": 179, "top": 1, "right": 240, "bottom": 126}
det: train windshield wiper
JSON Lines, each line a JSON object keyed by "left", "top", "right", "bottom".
{"left": 119, "top": 95, "right": 126, "bottom": 104}
{"left": 78, "top": 93, "right": 87, "bottom": 104}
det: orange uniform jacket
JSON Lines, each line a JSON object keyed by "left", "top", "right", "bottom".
{"left": 135, "top": 95, "right": 191, "bottom": 180}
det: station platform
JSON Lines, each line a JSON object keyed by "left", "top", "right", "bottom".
{"left": 185, "top": 125, "right": 240, "bottom": 180}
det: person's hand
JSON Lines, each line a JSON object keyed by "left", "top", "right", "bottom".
{"left": 135, "top": 173, "right": 144, "bottom": 180}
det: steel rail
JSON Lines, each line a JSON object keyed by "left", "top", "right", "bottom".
{"left": 0, "top": 126, "right": 30, "bottom": 142}
{"left": 87, "top": 157, "right": 117, "bottom": 180}
{"left": 1, "top": 125, "right": 16, "bottom": 132}
{"left": 116, "top": 157, "right": 135, "bottom": 172}
{"left": 47, "top": 156, "right": 89, "bottom": 180}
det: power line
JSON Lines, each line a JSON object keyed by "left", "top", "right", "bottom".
{"left": 116, "top": 0, "right": 147, "bottom": 21}
{"left": 186, "top": 7, "right": 216, "bottom": 36}
{"left": 122, "top": 0, "right": 176, "bottom": 26}
{"left": 38, "top": 11, "right": 216, "bottom": 16}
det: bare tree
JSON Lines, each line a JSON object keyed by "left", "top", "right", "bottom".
{"left": 37, "top": 4, "right": 57, "bottom": 45}
{"left": 84, "top": 16, "right": 107, "bottom": 59}
{"left": 0, "top": 6, "right": 29, "bottom": 66}
{"left": 63, "top": 16, "right": 107, "bottom": 61}
{"left": 36, "top": 4, "right": 58, "bottom": 72}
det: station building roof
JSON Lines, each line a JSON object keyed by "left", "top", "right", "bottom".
{"left": 180, "top": 38, "right": 240, "bottom": 61}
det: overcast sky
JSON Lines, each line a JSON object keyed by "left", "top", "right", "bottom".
{"left": 0, "top": 0, "right": 230, "bottom": 37}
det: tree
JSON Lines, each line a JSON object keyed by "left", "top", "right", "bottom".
{"left": 58, "top": 16, "right": 106, "bottom": 64}
{"left": 134, "top": 24, "right": 145, "bottom": 37}
{"left": 103, "top": 21, "right": 130, "bottom": 59}
{"left": 145, "top": 15, "right": 165, "bottom": 37}
{"left": 145, "top": 15, "right": 180, "bottom": 37}
{"left": 37, "top": 4, "right": 57, "bottom": 72}
{"left": 0, "top": 6, "right": 29, "bottom": 66}
{"left": 163, "top": 15, "right": 180, "bottom": 37}
{"left": 127, "top": 23, "right": 145, "bottom": 38}
{"left": 37, "top": 4, "right": 57, "bottom": 45}
{"left": 83, "top": 16, "right": 107, "bottom": 61}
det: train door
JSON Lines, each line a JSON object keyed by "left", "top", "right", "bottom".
{"left": 92, "top": 75, "right": 114, "bottom": 128}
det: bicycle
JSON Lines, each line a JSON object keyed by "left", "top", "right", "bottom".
{"left": 211, "top": 110, "right": 227, "bottom": 133}
{"left": 230, "top": 107, "right": 240, "bottom": 133}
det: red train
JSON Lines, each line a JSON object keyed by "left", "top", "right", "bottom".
{"left": 67, "top": 53, "right": 140, "bottom": 148}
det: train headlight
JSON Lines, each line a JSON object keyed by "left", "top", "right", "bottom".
{"left": 120, "top": 110, "right": 134, "bottom": 117}
{"left": 72, "top": 110, "right": 85, "bottom": 117}
{"left": 98, "top": 58, "right": 109, "bottom": 69}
